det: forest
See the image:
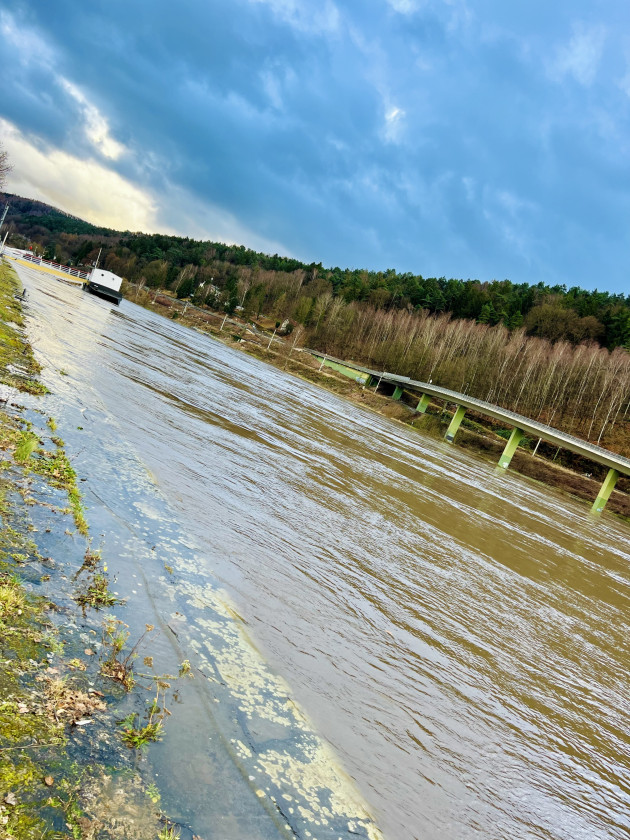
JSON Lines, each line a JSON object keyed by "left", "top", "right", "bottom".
{"left": 3, "top": 192, "right": 630, "bottom": 456}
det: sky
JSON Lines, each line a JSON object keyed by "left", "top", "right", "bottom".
{"left": 0, "top": 1, "right": 629, "bottom": 294}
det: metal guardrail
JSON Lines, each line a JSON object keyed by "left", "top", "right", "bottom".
{"left": 306, "top": 350, "right": 630, "bottom": 477}
{"left": 9, "top": 251, "right": 89, "bottom": 280}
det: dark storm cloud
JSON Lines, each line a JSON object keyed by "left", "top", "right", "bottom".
{"left": 1, "top": 0, "right": 630, "bottom": 291}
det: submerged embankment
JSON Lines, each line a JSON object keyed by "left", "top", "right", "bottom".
{"left": 7, "top": 259, "right": 630, "bottom": 840}
{"left": 2, "top": 262, "right": 385, "bottom": 839}
{"left": 0, "top": 260, "right": 181, "bottom": 839}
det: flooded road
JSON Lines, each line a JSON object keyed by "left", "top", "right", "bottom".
{"left": 15, "top": 263, "right": 630, "bottom": 840}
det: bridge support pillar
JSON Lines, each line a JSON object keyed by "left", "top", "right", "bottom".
{"left": 416, "top": 393, "right": 431, "bottom": 413}
{"left": 445, "top": 406, "right": 466, "bottom": 442}
{"left": 498, "top": 428, "right": 524, "bottom": 469}
{"left": 591, "top": 468, "right": 619, "bottom": 514}
{"left": 392, "top": 385, "right": 404, "bottom": 401}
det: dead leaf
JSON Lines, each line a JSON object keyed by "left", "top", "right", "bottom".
{"left": 4, "top": 793, "right": 17, "bottom": 806}
{"left": 84, "top": 648, "right": 95, "bottom": 656}
{"left": 44, "top": 776, "right": 54, "bottom": 787}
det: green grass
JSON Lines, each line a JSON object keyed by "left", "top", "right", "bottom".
{"left": 14, "top": 431, "right": 39, "bottom": 463}
{"left": 30, "top": 444, "right": 89, "bottom": 535}
{"left": 0, "top": 573, "right": 28, "bottom": 626}
{"left": 0, "top": 262, "right": 45, "bottom": 394}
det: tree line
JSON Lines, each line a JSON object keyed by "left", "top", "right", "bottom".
{"left": 3, "top": 192, "right": 630, "bottom": 352}
{"left": 3, "top": 191, "right": 630, "bottom": 455}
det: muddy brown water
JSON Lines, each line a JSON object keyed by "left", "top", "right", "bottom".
{"left": 13, "top": 263, "right": 630, "bottom": 840}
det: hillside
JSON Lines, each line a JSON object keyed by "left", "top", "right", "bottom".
{"left": 2, "top": 191, "right": 630, "bottom": 352}
{"left": 2, "top": 191, "right": 630, "bottom": 459}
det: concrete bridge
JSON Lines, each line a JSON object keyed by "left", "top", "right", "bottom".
{"left": 307, "top": 351, "right": 630, "bottom": 515}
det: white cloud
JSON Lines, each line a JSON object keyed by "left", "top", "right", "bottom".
{"left": 550, "top": 22, "right": 606, "bottom": 86}
{"left": 157, "top": 183, "right": 292, "bottom": 257}
{"left": 1, "top": 8, "right": 127, "bottom": 171}
{"left": 386, "top": 0, "right": 471, "bottom": 30}
{"left": 461, "top": 176, "right": 476, "bottom": 203}
{"left": 259, "top": 63, "right": 297, "bottom": 113}
{"left": 1, "top": 118, "right": 160, "bottom": 232}
{"left": 1, "top": 118, "right": 291, "bottom": 256}
{"left": 618, "top": 68, "right": 630, "bottom": 98}
{"left": 0, "top": 9, "right": 55, "bottom": 67}
{"left": 387, "top": 0, "right": 420, "bottom": 12}
{"left": 481, "top": 187, "right": 538, "bottom": 258}
{"left": 261, "top": 70, "right": 284, "bottom": 110}
{"left": 248, "top": 0, "right": 340, "bottom": 34}
{"left": 1, "top": 11, "right": 125, "bottom": 162}
{"left": 383, "top": 105, "right": 406, "bottom": 143}
{"left": 59, "top": 79, "right": 127, "bottom": 160}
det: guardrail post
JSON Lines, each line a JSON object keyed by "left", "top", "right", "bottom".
{"left": 591, "top": 468, "right": 619, "bottom": 514}
{"left": 392, "top": 385, "right": 403, "bottom": 400}
{"left": 445, "top": 405, "right": 466, "bottom": 442}
{"left": 498, "top": 428, "right": 524, "bottom": 469}
{"left": 415, "top": 393, "right": 430, "bottom": 413}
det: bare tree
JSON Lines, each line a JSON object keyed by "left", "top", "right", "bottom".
{"left": 284, "top": 325, "right": 304, "bottom": 368}
{"left": 312, "top": 292, "right": 333, "bottom": 330}
{"left": 0, "top": 144, "right": 10, "bottom": 190}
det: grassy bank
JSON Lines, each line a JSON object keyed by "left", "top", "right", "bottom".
{"left": 124, "top": 282, "right": 630, "bottom": 520}
{"left": 0, "top": 261, "right": 192, "bottom": 839}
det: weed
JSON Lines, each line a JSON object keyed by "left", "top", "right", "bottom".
{"left": 74, "top": 543, "right": 102, "bottom": 577}
{"left": 102, "top": 620, "right": 194, "bottom": 749}
{"left": 14, "top": 431, "right": 39, "bottom": 463}
{"left": 100, "top": 618, "right": 137, "bottom": 690}
{"left": 43, "top": 633, "right": 65, "bottom": 655}
{"left": 120, "top": 714, "right": 163, "bottom": 749}
{"left": 47, "top": 416, "right": 57, "bottom": 432}
{"left": 146, "top": 780, "right": 161, "bottom": 804}
{"left": 75, "top": 572, "right": 118, "bottom": 610}
{"left": 119, "top": 665, "right": 193, "bottom": 751}
{"left": 158, "top": 822, "right": 181, "bottom": 840}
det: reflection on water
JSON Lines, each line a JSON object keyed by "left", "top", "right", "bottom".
{"left": 19, "top": 266, "right": 630, "bottom": 840}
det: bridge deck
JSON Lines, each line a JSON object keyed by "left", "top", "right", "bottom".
{"left": 307, "top": 351, "right": 630, "bottom": 478}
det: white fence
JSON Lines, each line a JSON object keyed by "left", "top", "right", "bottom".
{"left": 14, "top": 251, "right": 90, "bottom": 280}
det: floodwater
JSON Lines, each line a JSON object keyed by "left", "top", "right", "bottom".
{"left": 13, "top": 262, "right": 630, "bottom": 840}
